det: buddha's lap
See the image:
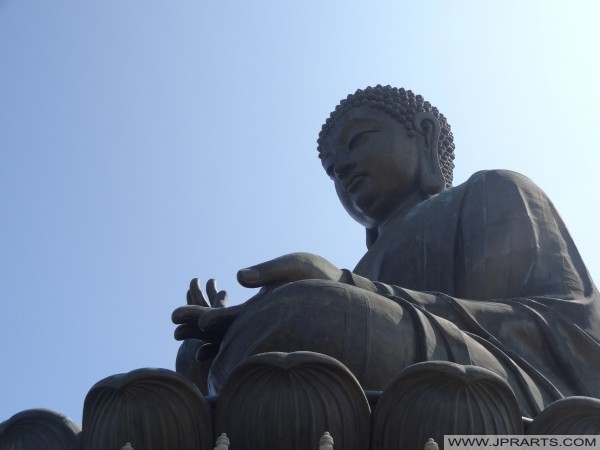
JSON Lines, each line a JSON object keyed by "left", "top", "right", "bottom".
{"left": 208, "top": 280, "right": 507, "bottom": 392}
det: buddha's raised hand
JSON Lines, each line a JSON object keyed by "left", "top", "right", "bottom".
{"left": 173, "top": 253, "right": 343, "bottom": 360}
{"left": 172, "top": 278, "right": 235, "bottom": 359}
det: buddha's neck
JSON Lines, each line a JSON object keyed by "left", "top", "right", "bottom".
{"left": 377, "top": 190, "right": 430, "bottom": 236}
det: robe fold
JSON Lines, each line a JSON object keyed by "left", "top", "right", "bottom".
{"left": 211, "top": 170, "right": 600, "bottom": 417}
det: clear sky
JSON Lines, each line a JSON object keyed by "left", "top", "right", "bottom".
{"left": 1, "top": 0, "right": 599, "bottom": 425}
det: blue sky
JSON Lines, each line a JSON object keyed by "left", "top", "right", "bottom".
{"left": 1, "top": 1, "right": 599, "bottom": 424}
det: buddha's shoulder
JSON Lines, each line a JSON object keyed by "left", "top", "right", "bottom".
{"left": 461, "top": 169, "right": 540, "bottom": 191}
{"left": 417, "top": 169, "right": 544, "bottom": 215}
{"left": 410, "top": 170, "right": 545, "bottom": 221}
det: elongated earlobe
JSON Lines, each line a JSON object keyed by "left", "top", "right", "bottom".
{"left": 413, "top": 111, "right": 445, "bottom": 195}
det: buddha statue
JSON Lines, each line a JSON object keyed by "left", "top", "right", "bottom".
{"left": 173, "top": 85, "right": 600, "bottom": 419}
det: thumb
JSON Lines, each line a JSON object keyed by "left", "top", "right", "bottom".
{"left": 237, "top": 253, "right": 313, "bottom": 288}
{"left": 237, "top": 266, "right": 263, "bottom": 287}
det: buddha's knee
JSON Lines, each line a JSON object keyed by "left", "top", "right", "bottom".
{"left": 209, "top": 280, "right": 418, "bottom": 392}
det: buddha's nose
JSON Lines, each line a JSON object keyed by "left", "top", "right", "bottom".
{"left": 333, "top": 158, "right": 355, "bottom": 182}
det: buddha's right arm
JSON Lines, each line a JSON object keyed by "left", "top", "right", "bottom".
{"left": 339, "top": 269, "right": 470, "bottom": 327}
{"left": 339, "top": 267, "right": 597, "bottom": 344}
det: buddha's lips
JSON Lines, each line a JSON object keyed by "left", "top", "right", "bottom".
{"left": 345, "top": 173, "right": 366, "bottom": 192}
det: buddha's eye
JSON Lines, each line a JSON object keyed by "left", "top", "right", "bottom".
{"left": 348, "top": 129, "right": 380, "bottom": 150}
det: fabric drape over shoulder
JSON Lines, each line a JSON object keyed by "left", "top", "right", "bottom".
{"left": 352, "top": 170, "right": 600, "bottom": 409}
{"left": 208, "top": 170, "right": 600, "bottom": 419}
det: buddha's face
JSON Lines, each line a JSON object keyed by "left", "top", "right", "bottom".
{"left": 320, "top": 106, "right": 425, "bottom": 229}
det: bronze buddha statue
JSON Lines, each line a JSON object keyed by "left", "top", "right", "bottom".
{"left": 173, "top": 85, "right": 600, "bottom": 419}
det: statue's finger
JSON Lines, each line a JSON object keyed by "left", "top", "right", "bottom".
{"left": 213, "top": 290, "right": 228, "bottom": 308}
{"left": 188, "top": 278, "right": 209, "bottom": 307}
{"left": 172, "top": 305, "right": 209, "bottom": 324}
{"left": 174, "top": 324, "right": 205, "bottom": 340}
{"left": 237, "top": 267, "right": 262, "bottom": 287}
{"left": 237, "top": 255, "right": 305, "bottom": 288}
{"left": 197, "top": 302, "right": 245, "bottom": 330}
{"left": 206, "top": 279, "right": 218, "bottom": 304}
{"left": 174, "top": 324, "right": 224, "bottom": 343}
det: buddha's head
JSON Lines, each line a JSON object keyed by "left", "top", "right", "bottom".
{"left": 317, "top": 85, "right": 455, "bottom": 239}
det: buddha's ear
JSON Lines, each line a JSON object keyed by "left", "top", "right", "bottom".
{"left": 413, "top": 111, "right": 445, "bottom": 195}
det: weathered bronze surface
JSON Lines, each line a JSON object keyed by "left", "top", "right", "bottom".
{"left": 4, "top": 85, "right": 600, "bottom": 449}
{"left": 173, "top": 86, "right": 600, "bottom": 420}
{"left": 81, "top": 368, "right": 213, "bottom": 450}
{"left": 214, "top": 352, "right": 371, "bottom": 450}
{"left": 0, "top": 409, "right": 81, "bottom": 449}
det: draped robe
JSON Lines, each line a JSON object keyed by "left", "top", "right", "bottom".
{"left": 210, "top": 170, "right": 600, "bottom": 418}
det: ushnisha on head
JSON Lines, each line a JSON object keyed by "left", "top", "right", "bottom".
{"left": 317, "top": 85, "right": 455, "bottom": 188}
